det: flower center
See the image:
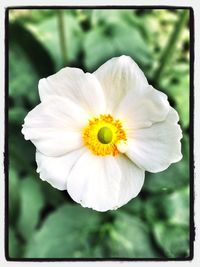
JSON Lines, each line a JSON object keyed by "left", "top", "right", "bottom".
{"left": 97, "top": 127, "right": 113, "bottom": 144}
{"left": 82, "top": 114, "right": 127, "bottom": 156}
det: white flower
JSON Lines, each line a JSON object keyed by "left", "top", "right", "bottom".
{"left": 22, "top": 55, "right": 182, "bottom": 212}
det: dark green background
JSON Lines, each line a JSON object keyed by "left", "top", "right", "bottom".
{"left": 8, "top": 9, "right": 191, "bottom": 259}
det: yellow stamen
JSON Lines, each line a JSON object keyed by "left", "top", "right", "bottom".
{"left": 82, "top": 114, "right": 127, "bottom": 156}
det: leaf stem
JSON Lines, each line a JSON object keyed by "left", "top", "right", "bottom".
{"left": 153, "top": 10, "right": 189, "bottom": 86}
{"left": 57, "top": 10, "right": 67, "bottom": 65}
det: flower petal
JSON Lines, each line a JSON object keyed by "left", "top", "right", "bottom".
{"left": 115, "top": 155, "right": 145, "bottom": 209}
{"left": 36, "top": 148, "right": 86, "bottom": 190}
{"left": 115, "top": 85, "right": 170, "bottom": 129}
{"left": 22, "top": 96, "right": 88, "bottom": 157}
{"left": 126, "top": 108, "right": 183, "bottom": 173}
{"left": 94, "top": 55, "right": 148, "bottom": 113}
{"left": 67, "top": 151, "right": 145, "bottom": 212}
{"left": 39, "top": 67, "right": 106, "bottom": 115}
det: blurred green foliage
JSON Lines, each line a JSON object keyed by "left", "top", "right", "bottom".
{"left": 8, "top": 9, "right": 190, "bottom": 259}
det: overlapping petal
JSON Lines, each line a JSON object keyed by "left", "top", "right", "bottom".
{"left": 125, "top": 108, "right": 183, "bottom": 173}
{"left": 36, "top": 148, "right": 86, "bottom": 190}
{"left": 115, "top": 155, "right": 145, "bottom": 208}
{"left": 67, "top": 151, "right": 145, "bottom": 212}
{"left": 94, "top": 55, "right": 149, "bottom": 113}
{"left": 115, "top": 85, "right": 170, "bottom": 129}
{"left": 22, "top": 96, "right": 88, "bottom": 157}
{"left": 39, "top": 67, "right": 106, "bottom": 115}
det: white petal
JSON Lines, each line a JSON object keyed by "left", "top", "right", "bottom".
{"left": 94, "top": 55, "right": 148, "bottom": 113}
{"left": 39, "top": 67, "right": 106, "bottom": 115}
{"left": 67, "top": 151, "right": 144, "bottom": 212}
{"left": 116, "top": 140, "right": 129, "bottom": 154}
{"left": 115, "top": 85, "right": 170, "bottom": 129}
{"left": 22, "top": 96, "right": 88, "bottom": 157}
{"left": 115, "top": 155, "right": 145, "bottom": 208}
{"left": 126, "top": 108, "right": 183, "bottom": 173}
{"left": 36, "top": 148, "right": 86, "bottom": 190}
{"left": 67, "top": 152, "right": 120, "bottom": 212}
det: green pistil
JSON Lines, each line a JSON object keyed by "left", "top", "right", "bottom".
{"left": 98, "top": 127, "right": 113, "bottom": 144}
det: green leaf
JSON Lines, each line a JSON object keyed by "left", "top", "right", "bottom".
{"left": 84, "top": 21, "right": 152, "bottom": 72}
{"left": 169, "top": 77, "right": 189, "bottom": 129}
{"left": 108, "top": 212, "right": 159, "bottom": 258}
{"left": 10, "top": 9, "right": 56, "bottom": 25}
{"left": 160, "top": 63, "right": 189, "bottom": 129}
{"left": 9, "top": 168, "right": 20, "bottom": 226}
{"left": 122, "top": 197, "right": 144, "bottom": 215}
{"left": 9, "top": 22, "right": 55, "bottom": 108}
{"left": 9, "top": 227, "right": 23, "bottom": 258}
{"left": 17, "top": 177, "right": 44, "bottom": 241}
{"left": 26, "top": 12, "right": 83, "bottom": 69}
{"left": 153, "top": 222, "right": 189, "bottom": 258}
{"left": 9, "top": 128, "right": 35, "bottom": 174}
{"left": 91, "top": 10, "right": 149, "bottom": 39}
{"left": 144, "top": 196, "right": 165, "bottom": 224}
{"left": 9, "top": 23, "right": 55, "bottom": 106}
{"left": 9, "top": 22, "right": 54, "bottom": 77}
{"left": 9, "top": 41, "right": 39, "bottom": 104}
{"left": 84, "top": 27, "right": 116, "bottom": 71}
{"left": 91, "top": 10, "right": 126, "bottom": 26}
{"left": 9, "top": 107, "right": 27, "bottom": 125}
{"left": 144, "top": 187, "right": 189, "bottom": 226}
{"left": 112, "top": 23, "right": 151, "bottom": 64}
{"left": 9, "top": 107, "right": 35, "bottom": 175}
{"left": 163, "top": 187, "right": 189, "bottom": 226}
{"left": 25, "top": 204, "right": 101, "bottom": 258}
{"left": 40, "top": 181, "right": 66, "bottom": 208}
